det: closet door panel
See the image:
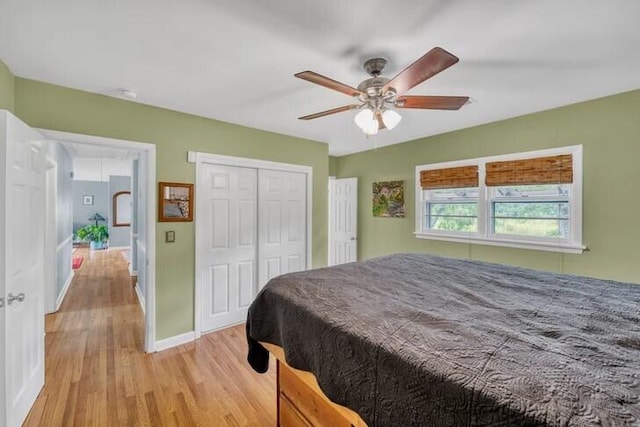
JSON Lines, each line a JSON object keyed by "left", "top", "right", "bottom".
{"left": 200, "top": 164, "right": 257, "bottom": 332}
{"left": 258, "top": 169, "right": 307, "bottom": 289}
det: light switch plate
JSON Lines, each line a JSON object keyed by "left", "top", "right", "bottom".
{"left": 187, "top": 151, "right": 196, "bottom": 163}
{"left": 166, "top": 230, "right": 175, "bottom": 243}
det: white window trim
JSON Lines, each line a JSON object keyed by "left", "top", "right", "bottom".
{"left": 415, "top": 145, "right": 586, "bottom": 254}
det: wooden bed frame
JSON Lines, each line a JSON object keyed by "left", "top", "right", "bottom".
{"left": 260, "top": 342, "right": 367, "bottom": 427}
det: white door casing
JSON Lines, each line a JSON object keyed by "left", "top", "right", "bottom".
{"left": 44, "top": 160, "right": 58, "bottom": 314}
{"left": 199, "top": 164, "right": 258, "bottom": 332}
{"left": 258, "top": 169, "right": 307, "bottom": 288}
{"left": 136, "top": 155, "right": 148, "bottom": 315}
{"left": 1, "top": 111, "right": 46, "bottom": 427}
{"left": 328, "top": 177, "right": 358, "bottom": 266}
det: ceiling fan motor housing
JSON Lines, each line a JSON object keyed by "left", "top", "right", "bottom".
{"left": 358, "top": 77, "right": 397, "bottom": 114}
{"left": 358, "top": 77, "right": 390, "bottom": 96}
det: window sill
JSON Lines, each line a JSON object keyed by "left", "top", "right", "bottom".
{"left": 414, "top": 232, "right": 586, "bottom": 254}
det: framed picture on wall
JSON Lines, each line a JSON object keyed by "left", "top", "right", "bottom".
{"left": 82, "top": 195, "right": 94, "bottom": 205}
{"left": 372, "top": 180, "right": 405, "bottom": 218}
{"left": 158, "top": 182, "right": 194, "bottom": 222}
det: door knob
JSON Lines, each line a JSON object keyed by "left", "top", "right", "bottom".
{"left": 7, "top": 293, "right": 25, "bottom": 305}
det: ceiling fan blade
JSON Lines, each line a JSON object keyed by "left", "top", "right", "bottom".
{"left": 298, "top": 104, "right": 360, "bottom": 120}
{"left": 396, "top": 95, "right": 469, "bottom": 110}
{"left": 295, "top": 71, "right": 363, "bottom": 97}
{"left": 383, "top": 47, "right": 460, "bottom": 95}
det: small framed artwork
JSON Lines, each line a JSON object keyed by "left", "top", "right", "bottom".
{"left": 159, "top": 182, "right": 194, "bottom": 222}
{"left": 82, "top": 195, "right": 94, "bottom": 206}
{"left": 372, "top": 180, "right": 405, "bottom": 218}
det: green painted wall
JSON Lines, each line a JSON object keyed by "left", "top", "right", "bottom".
{"left": 333, "top": 89, "right": 640, "bottom": 284}
{"left": 14, "top": 78, "right": 329, "bottom": 339}
{"left": 0, "top": 59, "right": 15, "bottom": 112}
{"left": 329, "top": 156, "right": 340, "bottom": 177}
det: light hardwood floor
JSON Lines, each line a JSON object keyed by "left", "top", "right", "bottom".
{"left": 24, "top": 248, "right": 276, "bottom": 426}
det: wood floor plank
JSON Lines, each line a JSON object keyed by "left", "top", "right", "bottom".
{"left": 23, "top": 248, "right": 277, "bottom": 426}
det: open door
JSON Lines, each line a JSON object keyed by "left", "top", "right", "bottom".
{"left": 0, "top": 111, "right": 46, "bottom": 427}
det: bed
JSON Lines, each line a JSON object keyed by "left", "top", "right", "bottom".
{"left": 246, "top": 253, "right": 640, "bottom": 426}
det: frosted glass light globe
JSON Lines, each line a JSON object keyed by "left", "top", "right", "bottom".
{"left": 354, "top": 108, "right": 374, "bottom": 129}
{"left": 363, "top": 119, "right": 379, "bottom": 135}
{"left": 382, "top": 109, "right": 402, "bottom": 130}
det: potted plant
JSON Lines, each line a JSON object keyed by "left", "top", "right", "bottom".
{"left": 76, "top": 224, "right": 109, "bottom": 250}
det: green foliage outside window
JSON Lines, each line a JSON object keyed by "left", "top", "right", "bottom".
{"left": 428, "top": 203, "right": 477, "bottom": 232}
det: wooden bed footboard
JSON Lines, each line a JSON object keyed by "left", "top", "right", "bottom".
{"left": 260, "top": 342, "right": 367, "bottom": 427}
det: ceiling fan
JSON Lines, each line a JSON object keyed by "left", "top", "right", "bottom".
{"left": 295, "top": 47, "right": 469, "bottom": 135}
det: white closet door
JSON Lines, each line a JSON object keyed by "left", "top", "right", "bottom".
{"left": 258, "top": 169, "right": 307, "bottom": 288}
{"left": 200, "top": 164, "right": 257, "bottom": 332}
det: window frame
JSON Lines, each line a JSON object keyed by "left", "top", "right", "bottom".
{"left": 414, "top": 145, "right": 585, "bottom": 254}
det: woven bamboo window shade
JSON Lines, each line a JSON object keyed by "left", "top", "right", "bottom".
{"left": 420, "top": 165, "right": 479, "bottom": 189}
{"left": 485, "top": 154, "right": 573, "bottom": 186}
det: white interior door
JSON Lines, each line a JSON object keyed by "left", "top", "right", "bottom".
{"left": 199, "top": 164, "right": 258, "bottom": 332}
{"left": 1, "top": 111, "right": 46, "bottom": 427}
{"left": 329, "top": 177, "right": 358, "bottom": 266}
{"left": 258, "top": 169, "right": 307, "bottom": 288}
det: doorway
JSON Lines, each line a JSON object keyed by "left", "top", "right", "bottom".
{"left": 328, "top": 177, "right": 358, "bottom": 266}
{"left": 39, "top": 129, "right": 157, "bottom": 353}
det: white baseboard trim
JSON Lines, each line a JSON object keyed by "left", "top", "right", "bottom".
{"left": 134, "top": 284, "right": 145, "bottom": 314}
{"left": 109, "top": 245, "right": 131, "bottom": 250}
{"left": 128, "top": 264, "right": 137, "bottom": 277}
{"left": 154, "top": 331, "right": 196, "bottom": 352}
{"left": 56, "top": 270, "right": 74, "bottom": 310}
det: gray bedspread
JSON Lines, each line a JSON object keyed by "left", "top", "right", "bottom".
{"left": 246, "top": 253, "right": 640, "bottom": 426}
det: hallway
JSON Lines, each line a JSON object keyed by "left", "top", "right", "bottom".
{"left": 24, "top": 248, "right": 276, "bottom": 426}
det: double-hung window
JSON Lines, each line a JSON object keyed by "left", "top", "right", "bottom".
{"left": 415, "top": 146, "right": 584, "bottom": 253}
{"left": 421, "top": 165, "right": 479, "bottom": 234}
{"left": 489, "top": 184, "right": 570, "bottom": 239}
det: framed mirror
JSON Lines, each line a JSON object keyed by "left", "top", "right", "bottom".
{"left": 113, "top": 191, "right": 132, "bottom": 227}
{"left": 159, "top": 182, "right": 194, "bottom": 222}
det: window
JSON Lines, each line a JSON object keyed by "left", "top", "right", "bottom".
{"left": 415, "top": 146, "right": 584, "bottom": 253}
{"left": 425, "top": 187, "right": 478, "bottom": 233}
{"left": 490, "top": 184, "right": 569, "bottom": 238}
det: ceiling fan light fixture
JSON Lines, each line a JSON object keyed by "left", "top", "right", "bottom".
{"left": 382, "top": 109, "right": 402, "bottom": 130}
{"left": 362, "top": 119, "right": 379, "bottom": 135}
{"left": 354, "top": 108, "right": 374, "bottom": 128}
{"left": 354, "top": 108, "right": 379, "bottom": 135}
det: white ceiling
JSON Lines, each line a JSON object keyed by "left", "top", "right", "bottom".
{"left": 2, "top": 1, "right": 640, "bottom": 156}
